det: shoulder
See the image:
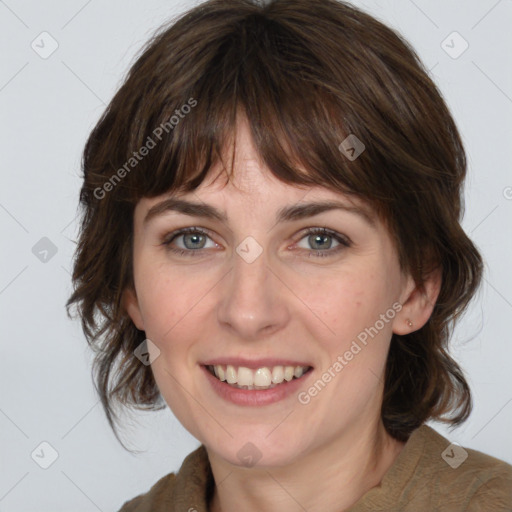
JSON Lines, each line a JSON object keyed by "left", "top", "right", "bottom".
{"left": 412, "top": 425, "right": 512, "bottom": 510}
{"left": 117, "top": 472, "right": 177, "bottom": 512}
{"left": 116, "top": 444, "right": 212, "bottom": 512}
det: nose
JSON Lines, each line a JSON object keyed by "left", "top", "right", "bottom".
{"left": 216, "top": 241, "right": 290, "bottom": 341}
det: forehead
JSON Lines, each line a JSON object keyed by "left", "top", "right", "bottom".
{"left": 197, "top": 118, "right": 298, "bottom": 197}
{"left": 165, "top": 119, "right": 353, "bottom": 201}
{"left": 138, "top": 169, "right": 378, "bottom": 235}
{"left": 135, "top": 116, "right": 378, "bottom": 227}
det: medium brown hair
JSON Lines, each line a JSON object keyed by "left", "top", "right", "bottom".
{"left": 66, "top": 0, "right": 483, "bottom": 448}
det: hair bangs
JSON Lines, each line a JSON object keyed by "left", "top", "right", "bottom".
{"left": 110, "top": 11, "right": 387, "bottom": 211}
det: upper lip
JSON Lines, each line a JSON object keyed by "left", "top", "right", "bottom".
{"left": 202, "top": 358, "right": 313, "bottom": 370}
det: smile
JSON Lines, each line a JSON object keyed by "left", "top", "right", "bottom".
{"left": 206, "top": 364, "right": 312, "bottom": 390}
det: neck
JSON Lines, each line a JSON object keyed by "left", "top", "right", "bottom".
{"left": 207, "top": 420, "right": 405, "bottom": 512}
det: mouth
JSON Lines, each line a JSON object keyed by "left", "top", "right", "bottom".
{"left": 204, "top": 364, "right": 313, "bottom": 390}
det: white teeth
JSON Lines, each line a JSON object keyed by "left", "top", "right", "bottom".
{"left": 294, "top": 366, "right": 304, "bottom": 378}
{"left": 254, "top": 367, "right": 272, "bottom": 387}
{"left": 226, "top": 364, "right": 237, "bottom": 384}
{"left": 237, "top": 367, "right": 253, "bottom": 386}
{"left": 271, "top": 366, "right": 284, "bottom": 384}
{"left": 209, "top": 364, "right": 309, "bottom": 389}
{"left": 217, "top": 365, "right": 226, "bottom": 381}
{"left": 284, "top": 366, "right": 295, "bottom": 381}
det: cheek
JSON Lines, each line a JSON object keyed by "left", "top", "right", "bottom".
{"left": 297, "top": 265, "right": 394, "bottom": 342}
{"left": 133, "top": 258, "right": 220, "bottom": 361}
{"left": 134, "top": 263, "right": 207, "bottom": 434}
{"left": 133, "top": 255, "right": 190, "bottom": 327}
{"left": 136, "top": 273, "right": 172, "bottom": 330}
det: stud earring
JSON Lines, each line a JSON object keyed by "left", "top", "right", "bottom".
{"left": 406, "top": 319, "right": 413, "bottom": 328}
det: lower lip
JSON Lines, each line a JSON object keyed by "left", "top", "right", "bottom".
{"left": 201, "top": 365, "right": 313, "bottom": 406}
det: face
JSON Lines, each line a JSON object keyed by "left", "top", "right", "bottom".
{"left": 124, "top": 118, "right": 418, "bottom": 468}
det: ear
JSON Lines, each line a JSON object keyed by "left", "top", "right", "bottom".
{"left": 122, "top": 287, "right": 145, "bottom": 331}
{"left": 392, "top": 267, "right": 442, "bottom": 335}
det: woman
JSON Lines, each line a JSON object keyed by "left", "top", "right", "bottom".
{"left": 66, "top": 0, "right": 512, "bottom": 510}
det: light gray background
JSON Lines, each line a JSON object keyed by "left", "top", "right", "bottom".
{"left": 1, "top": 0, "right": 511, "bottom": 510}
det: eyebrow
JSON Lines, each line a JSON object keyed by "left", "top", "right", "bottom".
{"left": 143, "top": 198, "right": 376, "bottom": 227}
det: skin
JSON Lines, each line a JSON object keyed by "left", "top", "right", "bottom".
{"left": 124, "top": 116, "right": 441, "bottom": 512}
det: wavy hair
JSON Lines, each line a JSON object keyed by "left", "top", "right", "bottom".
{"left": 66, "top": 0, "right": 483, "bottom": 449}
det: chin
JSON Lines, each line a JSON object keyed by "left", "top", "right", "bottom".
{"left": 204, "top": 430, "right": 308, "bottom": 469}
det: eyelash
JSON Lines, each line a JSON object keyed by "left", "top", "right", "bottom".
{"left": 161, "top": 226, "right": 351, "bottom": 259}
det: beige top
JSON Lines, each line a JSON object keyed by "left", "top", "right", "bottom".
{"left": 118, "top": 425, "right": 512, "bottom": 511}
